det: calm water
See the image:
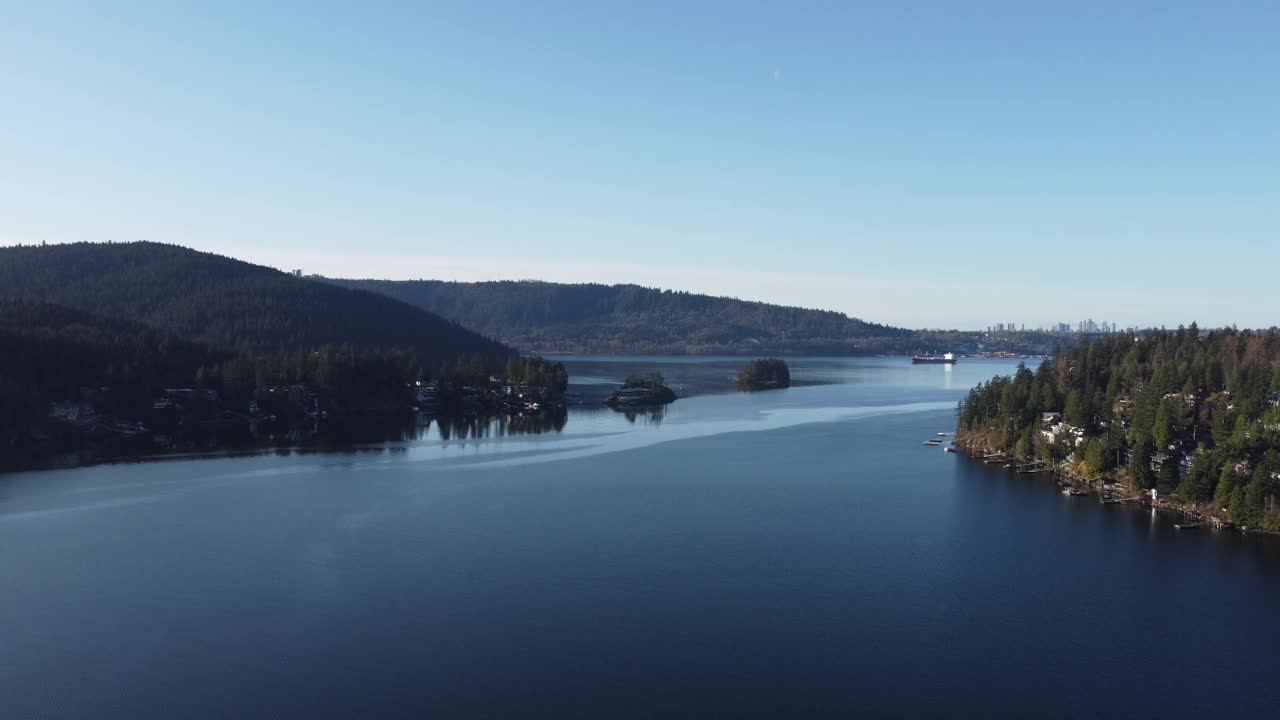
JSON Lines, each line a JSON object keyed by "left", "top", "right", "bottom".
{"left": 3, "top": 358, "right": 1279, "bottom": 718}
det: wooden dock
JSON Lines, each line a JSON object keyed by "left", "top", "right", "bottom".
{"left": 1101, "top": 496, "right": 1143, "bottom": 504}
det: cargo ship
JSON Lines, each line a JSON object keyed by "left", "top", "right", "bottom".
{"left": 912, "top": 352, "right": 957, "bottom": 365}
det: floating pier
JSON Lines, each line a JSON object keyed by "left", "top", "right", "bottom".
{"left": 1101, "top": 495, "right": 1143, "bottom": 504}
{"left": 1006, "top": 460, "right": 1048, "bottom": 473}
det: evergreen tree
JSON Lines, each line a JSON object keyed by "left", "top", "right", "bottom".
{"left": 1130, "top": 442, "right": 1154, "bottom": 490}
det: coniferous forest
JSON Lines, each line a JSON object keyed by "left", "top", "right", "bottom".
{"left": 957, "top": 325, "right": 1280, "bottom": 530}
{"left": 0, "top": 242, "right": 510, "bottom": 364}
{"left": 329, "top": 278, "right": 968, "bottom": 356}
{"left": 330, "top": 278, "right": 1082, "bottom": 356}
{"left": 736, "top": 358, "right": 792, "bottom": 390}
{"left": 0, "top": 242, "right": 560, "bottom": 465}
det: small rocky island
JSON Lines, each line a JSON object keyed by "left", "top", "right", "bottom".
{"left": 735, "top": 358, "right": 791, "bottom": 391}
{"left": 604, "top": 372, "right": 678, "bottom": 408}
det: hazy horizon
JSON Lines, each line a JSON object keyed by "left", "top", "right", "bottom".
{"left": 3, "top": 2, "right": 1276, "bottom": 328}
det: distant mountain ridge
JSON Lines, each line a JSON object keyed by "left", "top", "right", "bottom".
{"left": 327, "top": 278, "right": 914, "bottom": 355}
{"left": 0, "top": 242, "right": 512, "bottom": 368}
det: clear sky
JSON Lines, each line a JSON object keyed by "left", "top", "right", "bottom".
{"left": 2, "top": 1, "right": 1277, "bottom": 329}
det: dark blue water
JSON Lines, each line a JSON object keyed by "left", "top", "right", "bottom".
{"left": 3, "top": 358, "right": 1278, "bottom": 718}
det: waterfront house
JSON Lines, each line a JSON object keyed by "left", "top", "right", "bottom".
{"left": 1152, "top": 452, "right": 1172, "bottom": 472}
{"left": 1042, "top": 421, "right": 1085, "bottom": 446}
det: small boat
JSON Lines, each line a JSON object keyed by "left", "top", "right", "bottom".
{"left": 943, "top": 446, "right": 958, "bottom": 453}
{"left": 922, "top": 440, "right": 942, "bottom": 446}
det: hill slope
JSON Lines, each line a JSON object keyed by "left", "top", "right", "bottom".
{"left": 0, "top": 299, "right": 224, "bottom": 451}
{"left": 0, "top": 298, "right": 222, "bottom": 394}
{"left": 328, "top": 279, "right": 913, "bottom": 355}
{"left": 0, "top": 242, "right": 512, "bottom": 367}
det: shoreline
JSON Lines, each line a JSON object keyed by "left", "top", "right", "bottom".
{"left": 0, "top": 406, "right": 571, "bottom": 477}
{"left": 952, "top": 434, "right": 1280, "bottom": 539}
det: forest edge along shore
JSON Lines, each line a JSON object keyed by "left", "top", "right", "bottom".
{"left": 953, "top": 325, "right": 1280, "bottom": 537}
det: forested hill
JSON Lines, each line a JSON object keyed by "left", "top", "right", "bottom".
{"left": 0, "top": 242, "right": 512, "bottom": 367}
{"left": 328, "top": 278, "right": 913, "bottom": 355}
{"left": 0, "top": 299, "right": 223, "bottom": 449}
{"left": 957, "top": 327, "right": 1280, "bottom": 530}
{"left": 0, "top": 298, "right": 221, "bottom": 401}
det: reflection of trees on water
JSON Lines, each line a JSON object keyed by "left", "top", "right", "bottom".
{"left": 254, "top": 412, "right": 421, "bottom": 448}
{"left": 430, "top": 409, "right": 569, "bottom": 441}
{"left": 617, "top": 405, "right": 666, "bottom": 425}
{"left": 569, "top": 404, "right": 668, "bottom": 426}
{"left": 261, "top": 409, "right": 571, "bottom": 444}
{"left": 46, "top": 409, "right": 573, "bottom": 470}
{"left": 260, "top": 410, "right": 571, "bottom": 447}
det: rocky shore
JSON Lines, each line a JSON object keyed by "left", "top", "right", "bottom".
{"left": 952, "top": 433, "right": 1279, "bottom": 537}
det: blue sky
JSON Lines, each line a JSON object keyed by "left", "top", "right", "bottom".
{"left": 2, "top": 1, "right": 1277, "bottom": 329}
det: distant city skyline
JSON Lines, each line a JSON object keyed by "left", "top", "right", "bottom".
{"left": 2, "top": 2, "right": 1277, "bottom": 329}
{"left": 985, "top": 320, "right": 1123, "bottom": 334}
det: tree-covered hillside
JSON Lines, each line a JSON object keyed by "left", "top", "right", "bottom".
{"left": 956, "top": 326, "right": 1280, "bottom": 530}
{"left": 0, "top": 297, "right": 563, "bottom": 461}
{"left": 0, "top": 242, "right": 512, "bottom": 368}
{"left": 329, "top": 278, "right": 914, "bottom": 355}
{"left": 0, "top": 299, "right": 222, "bottom": 452}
